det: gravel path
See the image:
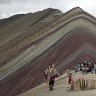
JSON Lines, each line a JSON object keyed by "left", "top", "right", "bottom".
{"left": 19, "top": 74, "right": 96, "bottom": 96}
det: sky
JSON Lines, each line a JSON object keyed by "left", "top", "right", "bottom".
{"left": 0, "top": 0, "right": 96, "bottom": 19}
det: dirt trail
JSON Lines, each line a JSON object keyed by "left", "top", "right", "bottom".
{"left": 19, "top": 74, "right": 96, "bottom": 96}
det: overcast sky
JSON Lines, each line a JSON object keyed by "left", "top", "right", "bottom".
{"left": 0, "top": 0, "right": 96, "bottom": 19}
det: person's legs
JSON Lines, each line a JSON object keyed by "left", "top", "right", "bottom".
{"left": 49, "top": 80, "right": 54, "bottom": 91}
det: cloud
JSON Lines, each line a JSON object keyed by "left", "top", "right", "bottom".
{"left": 0, "top": 0, "right": 14, "bottom": 4}
{"left": 0, "top": 0, "right": 96, "bottom": 19}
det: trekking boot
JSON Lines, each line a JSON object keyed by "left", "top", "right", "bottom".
{"left": 49, "top": 85, "right": 53, "bottom": 91}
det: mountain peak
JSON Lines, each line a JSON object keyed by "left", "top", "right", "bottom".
{"left": 43, "top": 8, "right": 63, "bottom": 14}
{"left": 72, "top": 6, "right": 84, "bottom": 13}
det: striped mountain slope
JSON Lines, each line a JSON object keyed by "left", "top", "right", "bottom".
{"left": 0, "top": 7, "right": 96, "bottom": 96}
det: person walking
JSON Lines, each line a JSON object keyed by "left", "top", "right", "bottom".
{"left": 47, "top": 64, "right": 59, "bottom": 91}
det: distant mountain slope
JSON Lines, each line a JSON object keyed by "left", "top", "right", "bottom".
{"left": 0, "top": 8, "right": 63, "bottom": 66}
{"left": 0, "top": 8, "right": 62, "bottom": 45}
{"left": 0, "top": 7, "right": 96, "bottom": 67}
{"left": 0, "top": 7, "right": 96, "bottom": 96}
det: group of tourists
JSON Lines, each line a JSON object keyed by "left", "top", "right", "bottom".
{"left": 42, "top": 64, "right": 59, "bottom": 91}
{"left": 66, "top": 60, "right": 96, "bottom": 90}
{"left": 74, "top": 60, "right": 96, "bottom": 74}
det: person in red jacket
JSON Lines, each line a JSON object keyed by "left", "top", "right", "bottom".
{"left": 67, "top": 70, "right": 74, "bottom": 90}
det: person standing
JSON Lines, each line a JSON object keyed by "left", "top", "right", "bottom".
{"left": 67, "top": 70, "right": 74, "bottom": 90}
